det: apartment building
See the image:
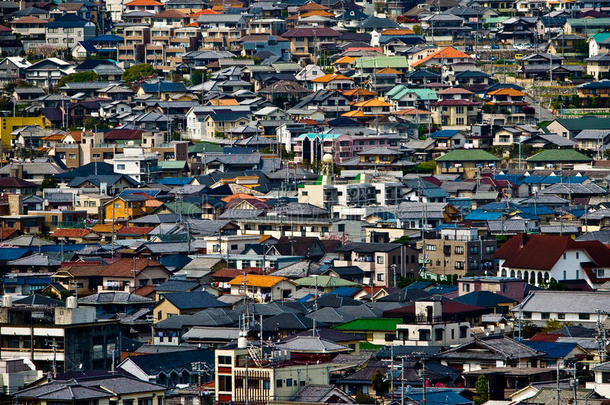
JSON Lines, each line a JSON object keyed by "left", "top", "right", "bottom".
{"left": 215, "top": 345, "right": 331, "bottom": 405}
{"left": 421, "top": 228, "right": 497, "bottom": 277}
{"left": 0, "top": 296, "right": 120, "bottom": 372}
{"left": 334, "top": 242, "right": 409, "bottom": 286}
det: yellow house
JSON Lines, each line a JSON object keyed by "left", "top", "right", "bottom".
{"left": 103, "top": 194, "right": 150, "bottom": 222}
{"left": 1, "top": 116, "right": 46, "bottom": 149}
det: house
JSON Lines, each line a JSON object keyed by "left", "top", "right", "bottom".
{"left": 525, "top": 149, "right": 592, "bottom": 169}
{"left": 495, "top": 233, "right": 610, "bottom": 288}
{"left": 334, "top": 242, "right": 410, "bottom": 286}
{"left": 0, "top": 57, "right": 31, "bottom": 86}
{"left": 153, "top": 290, "right": 229, "bottom": 322}
{"left": 435, "top": 335, "right": 544, "bottom": 372}
{"left": 411, "top": 47, "right": 473, "bottom": 69}
{"left": 23, "top": 58, "right": 73, "bottom": 90}
{"left": 281, "top": 27, "right": 341, "bottom": 62}
{"left": 515, "top": 290, "right": 610, "bottom": 326}
{"left": 228, "top": 274, "right": 296, "bottom": 302}
{"left": 435, "top": 150, "right": 500, "bottom": 179}
{"left": 547, "top": 117, "right": 610, "bottom": 139}
{"left": 45, "top": 15, "right": 96, "bottom": 49}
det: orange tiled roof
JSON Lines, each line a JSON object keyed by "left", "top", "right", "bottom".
{"left": 381, "top": 28, "right": 415, "bottom": 35}
{"left": 91, "top": 223, "right": 123, "bottom": 233}
{"left": 53, "top": 228, "right": 94, "bottom": 238}
{"left": 353, "top": 98, "right": 392, "bottom": 107}
{"left": 11, "top": 16, "right": 46, "bottom": 24}
{"left": 342, "top": 109, "right": 365, "bottom": 117}
{"left": 298, "top": 1, "right": 329, "bottom": 11}
{"left": 228, "top": 274, "right": 288, "bottom": 287}
{"left": 300, "top": 10, "right": 334, "bottom": 17}
{"left": 333, "top": 56, "right": 355, "bottom": 65}
{"left": 117, "top": 226, "right": 154, "bottom": 235}
{"left": 376, "top": 67, "right": 403, "bottom": 75}
{"left": 312, "top": 73, "right": 352, "bottom": 83}
{"left": 125, "top": 0, "right": 163, "bottom": 6}
{"left": 209, "top": 98, "right": 240, "bottom": 106}
{"left": 43, "top": 133, "right": 65, "bottom": 142}
{"left": 412, "top": 47, "right": 471, "bottom": 67}
{"left": 488, "top": 88, "right": 526, "bottom": 97}
{"left": 341, "top": 88, "right": 376, "bottom": 97}
{"left": 394, "top": 108, "right": 431, "bottom": 115}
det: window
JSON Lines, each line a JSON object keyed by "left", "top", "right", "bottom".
{"left": 558, "top": 313, "right": 565, "bottom": 319}
{"left": 377, "top": 256, "right": 384, "bottom": 264}
{"left": 451, "top": 329, "right": 455, "bottom": 340}
{"left": 563, "top": 253, "right": 567, "bottom": 260}
{"left": 485, "top": 246, "right": 495, "bottom": 254}
{"left": 218, "top": 376, "right": 232, "bottom": 392}
{"left": 463, "top": 283, "right": 470, "bottom": 292}
{"left": 459, "top": 326, "right": 468, "bottom": 338}
{"left": 435, "top": 329, "right": 443, "bottom": 341}
{"left": 377, "top": 273, "right": 384, "bottom": 281}
{"left": 523, "top": 312, "right": 532, "bottom": 319}
{"left": 230, "top": 244, "right": 238, "bottom": 250}
{"left": 276, "top": 379, "right": 283, "bottom": 388}
{"left": 385, "top": 333, "right": 394, "bottom": 342}
{"left": 576, "top": 252, "right": 579, "bottom": 259}
{"left": 470, "top": 246, "right": 479, "bottom": 254}
{"left": 124, "top": 400, "right": 134, "bottom": 405}
{"left": 138, "top": 399, "right": 152, "bottom": 405}
{"left": 541, "top": 312, "right": 550, "bottom": 319}
{"left": 579, "top": 313, "right": 590, "bottom": 320}
{"left": 218, "top": 356, "right": 232, "bottom": 365}
{"left": 426, "top": 245, "right": 436, "bottom": 251}
{"left": 455, "top": 246, "right": 464, "bottom": 254}
{"left": 286, "top": 378, "right": 293, "bottom": 387}
{"left": 117, "top": 164, "right": 125, "bottom": 170}
{"left": 157, "top": 310, "right": 162, "bottom": 320}
{"left": 454, "top": 261, "right": 464, "bottom": 270}
{"left": 418, "top": 329, "right": 430, "bottom": 341}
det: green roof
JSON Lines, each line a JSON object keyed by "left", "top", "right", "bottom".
{"left": 436, "top": 149, "right": 500, "bottom": 162}
{"left": 355, "top": 56, "right": 409, "bottom": 69}
{"left": 188, "top": 142, "right": 223, "bottom": 153}
{"left": 159, "top": 160, "right": 188, "bottom": 170}
{"left": 387, "top": 85, "right": 437, "bottom": 101}
{"left": 298, "top": 133, "right": 343, "bottom": 140}
{"left": 334, "top": 318, "right": 401, "bottom": 332}
{"left": 592, "top": 32, "right": 610, "bottom": 43}
{"left": 485, "top": 16, "right": 510, "bottom": 24}
{"left": 526, "top": 149, "right": 592, "bottom": 162}
{"left": 567, "top": 18, "right": 610, "bottom": 28}
{"left": 552, "top": 117, "right": 610, "bottom": 131}
{"left": 294, "top": 275, "right": 359, "bottom": 288}
{"left": 163, "top": 201, "right": 203, "bottom": 215}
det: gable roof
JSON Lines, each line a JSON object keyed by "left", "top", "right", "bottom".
{"left": 436, "top": 149, "right": 500, "bottom": 162}
{"left": 162, "top": 291, "right": 228, "bottom": 310}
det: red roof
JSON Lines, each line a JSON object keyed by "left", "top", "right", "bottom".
{"left": 0, "top": 228, "right": 19, "bottom": 241}
{"left": 134, "top": 285, "right": 155, "bottom": 297}
{"left": 530, "top": 333, "right": 561, "bottom": 342}
{"left": 101, "top": 258, "right": 163, "bottom": 277}
{"left": 212, "top": 267, "right": 263, "bottom": 280}
{"left": 496, "top": 234, "right": 610, "bottom": 271}
{"left": 0, "top": 177, "right": 37, "bottom": 188}
{"left": 117, "top": 226, "right": 154, "bottom": 236}
{"left": 384, "top": 299, "right": 487, "bottom": 318}
{"left": 104, "top": 129, "right": 143, "bottom": 141}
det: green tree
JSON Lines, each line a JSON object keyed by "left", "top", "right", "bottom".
{"left": 393, "top": 235, "right": 410, "bottom": 244}
{"left": 191, "top": 70, "right": 203, "bottom": 86}
{"left": 548, "top": 277, "right": 567, "bottom": 291}
{"left": 41, "top": 176, "right": 58, "bottom": 189}
{"left": 122, "top": 63, "right": 156, "bottom": 83}
{"left": 371, "top": 370, "right": 390, "bottom": 402}
{"left": 413, "top": 24, "right": 422, "bottom": 35}
{"left": 355, "top": 394, "right": 376, "bottom": 404}
{"left": 542, "top": 319, "right": 563, "bottom": 333}
{"left": 474, "top": 375, "right": 488, "bottom": 405}
{"left": 57, "top": 71, "right": 100, "bottom": 88}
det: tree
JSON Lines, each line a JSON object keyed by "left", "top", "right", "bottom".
{"left": 57, "top": 71, "right": 100, "bottom": 88}
{"left": 371, "top": 370, "right": 390, "bottom": 402}
{"left": 191, "top": 70, "right": 203, "bottom": 86}
{"left": 474, "top": 375, "right": 488, "bottom": 405}
{"left": 122, "top": 63, "right": 156, "bottom": 83}
{"left": 393, "top": 235, "right": 410, "bottom": 244}
{"left": 413, "top": 24, "right": 422, "bottom": 35}
{"left": 41, "top": 176, "right": 58, "bottom": 189}
{"left": 355, "top": 394, "right": 376, "bottom": 404}
{"left": 542, "top": 319, "right": 563, "bottom": 333}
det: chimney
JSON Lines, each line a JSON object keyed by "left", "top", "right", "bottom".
{"left": 8, "top": 194, "right": 23, "bottom": 215}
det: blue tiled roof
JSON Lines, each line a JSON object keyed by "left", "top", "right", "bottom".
{"left": 427, "top": 285, "right": 458, "bottom": 295}
{"left": 140, "top": 81, "right": 187, "bottom": 93}
{"left": 0, "top": 248, "right": 31, "bottom": 261}
{"left": 429, "top": 130, "right": 461, "bottom": 139}
{"left": 465, "top": 210, "right": 503, "bottom": 221}
{"left": 331, "top": 287, "right": 361, "bottom": 297}
{"left": 405, "top": 281, "right": 433, "bottom": 290}
{"left": 519, "top": 340, "right": 579, "bottom": 359}
{"left": 159, "top": 177, "right": 194, "bottom": 185}
{"left": 423, "top": 188, "right": 448, "bottom": 198}
{"left": 519, "top": 205, "right": 554, "bottom": 216}
{"left": 494, "top": 174, "right": 525, "bottom": 185}
{"left": 91, "top": 34, "right": 124, "bottom": 43}
{"left": 523, "top": 175, "right": 587, "bottom": 185}
{"left": 404, "top": 388, "right": 471, "bottom": 405}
